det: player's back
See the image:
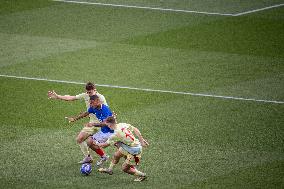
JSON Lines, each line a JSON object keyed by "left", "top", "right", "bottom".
{"left": 115, "top": 123, "right": 140, "bottom": 147}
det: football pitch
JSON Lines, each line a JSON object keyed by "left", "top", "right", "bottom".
{"left": 0, "top": 0, "right": 284, "bottom": 188}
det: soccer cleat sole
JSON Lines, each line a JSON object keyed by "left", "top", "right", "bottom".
{"left": 134, "top": 176, "right": 147, "bottom": 182}
{"left": 98, "top": 168, "right": 113, "bottom": 175}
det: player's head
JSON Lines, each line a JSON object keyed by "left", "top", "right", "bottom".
{"left": 89, "top": 95, "right": 101, "bottom": 108}
{"left": 105, "top": 116, "right": 116, "bottom": 128}
{"left": 85, "top": 82, "right": 96, "bottom": 96}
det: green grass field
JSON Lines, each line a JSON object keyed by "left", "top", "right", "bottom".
{"left": 0, "top": 0, "right": 284, "bottom": 188}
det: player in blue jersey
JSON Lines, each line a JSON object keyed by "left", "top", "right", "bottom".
{"left": 48, "top": 82, "right": 108, "bottom": 164}
{"left": 66, "top": 95, "right": 114, "bottom": 166}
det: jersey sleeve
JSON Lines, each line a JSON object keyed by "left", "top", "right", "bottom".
{"left": 109, "top": 109, "right": 113, "bottom": 116}
{"left": 103, "top": 105, "right": 112, "bottom": 118}
{"left": 87, "top": 107, "right": 93, "bottom": 114}
{"left": 75, "top": 93, "right": 86, "bottom": 100}
{"left": 97, "top": 92, "right": 108, "bottom": 106}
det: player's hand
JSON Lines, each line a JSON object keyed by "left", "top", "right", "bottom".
{"left": 114, "top": 142, "right": 122, "bottom": 148}
{"left": 65, "top": 117, "right": 76, "bottom": 123}
{"left": 48, "top": 90, "right": 58, "bottom": 99}
{"left": 140, "top": 138, "right": 149, "bottom": 147}
{"left": 112, "top": 112, "right": 117, "bottom": 119}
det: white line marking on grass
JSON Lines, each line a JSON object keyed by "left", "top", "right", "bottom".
{"left": 0, "top": 74, "right": 283, "bottom": 104}
{"left": 53, "top": 0, "right": 284, "bottom": 17}
{"left": 52, "top": 0, "right": 235, "bottom": 16}
{"left": 234, "top": 3, "right": 284, "bottom": 16}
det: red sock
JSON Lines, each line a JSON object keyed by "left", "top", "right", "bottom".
{"left": 130, "top": 165, "right": 135, "bottom": 169}
{"left": 94, "top": 148, "right": 105, "bottom": 157}
{"left": 130, "top": 166, "right": 136, "bottom": 172}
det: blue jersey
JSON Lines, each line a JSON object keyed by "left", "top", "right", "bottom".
{"left": 88, "top": 104, "right": 114, "bottom": 133}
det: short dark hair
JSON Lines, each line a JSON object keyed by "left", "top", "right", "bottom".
{"left": 85, "top": 82, "right": 95, "bottom": 91}
{"left": 89, "top": 95, "right": 99, "bottom": 101}
{"left": 106, "top": 116, "right": 116, "bottom": 124}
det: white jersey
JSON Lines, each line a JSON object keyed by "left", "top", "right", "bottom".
{"left": 75, "top": 92, "right": 108, "bottom": 110}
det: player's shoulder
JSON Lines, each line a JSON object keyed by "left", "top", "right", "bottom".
{"left": 117, "top": 123, "right": 131, "bottom": 128}
{"left": 102, "top": 104, "right": 111, "bottom": 110}
{"left": 87, "top": 106, "right": 95, "bottom": 113}
{"left": 96, "top": 91, "right": 103, "bottom": 96}
{"left": 115, "top": 123, "right": 125, "bottom": 132}
{"left": 96, "top": 91, "right": 106, "bottom": 99}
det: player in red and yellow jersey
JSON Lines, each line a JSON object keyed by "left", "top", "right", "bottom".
{"left": 96, "top": 116, "right": 149, "bottom": 182}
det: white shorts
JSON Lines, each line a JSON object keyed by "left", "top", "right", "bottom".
{"left": 92, "top": 131, "right": 114, "bottom": 144}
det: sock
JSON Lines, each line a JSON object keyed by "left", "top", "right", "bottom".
{"left": 94, "top": 148, "right": 105, "bottom": 157}
{"left": 133, "top": 169, "right": 145, "bottom": 177}
{"left": 108, "top": 162, "right": 116, "bottom": 171}
{"left": 130, "top": 165, "right": 135, "bottom": 169}
{"left": 79, "top": 141, "right": 90, "bottom": 157}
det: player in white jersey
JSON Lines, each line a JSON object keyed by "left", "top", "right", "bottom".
{"left": 96, "top": 116, "right": 149, "bottom": 182}
{"left": 48, "top": 82, "right": 108, "bottom": 164}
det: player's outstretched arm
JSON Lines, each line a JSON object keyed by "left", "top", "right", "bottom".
{"left": 133, "top": 127, "right": 149, "bottom": 147}
{"left": 65, "top": 112, "right": 89, "bottom": 123}
{"left": 48, "top": 90, "right": 77, "bottom": 101}
{"left": 84, "top": 122, "right": 107, "bottom": 127}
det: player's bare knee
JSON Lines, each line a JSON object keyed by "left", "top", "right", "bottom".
{"left": 112, "top": 157, "right": 119, "bottom": 164}
{"left": 86, "top": 137, "right": 93, "bottom": 146}
{"left": 76, "top": 135, "right": 85, "bottom": 144}
{"left": 114, "top": 151, "right": 122, "bottom": 159}
{"left": 122, "top": 166, "right": 128, "bottom": 173}
{"left": 122, "top": 164, "right": 130, "bottom": 173}
{"left": 77, "top": 132, "right": 88, "bottom": 143}
{"left": 113, "top": 153, "right": 119, "bottom": 159}
{"left": 93, "top": 144, "right": 100, "bottom": 149}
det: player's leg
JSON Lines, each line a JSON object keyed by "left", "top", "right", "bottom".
{"left": 87, "top": 133, "right": 109, "bottom": 166}
{"left": 76, "top": 131, "right": 93, "bottom": 164}
{"left": 121, "top": 161, "right": 146, "bottom": 182}
{"left": 122, "top": 153, "right": 146, "bottom": 182}
{"left": 87, "top": 136, "right": 107, "bottom": 157}
{"left": 77, "top": 115, "right": 97, "bottom": 157}
{"left": 98, "top": 149, "right": 124, "bottom": 175}
{"left": 109, "top": 149, "right": 123, "bottom": 169}
{"left": 89, "top": 131, "right": 116, "bottom": 166}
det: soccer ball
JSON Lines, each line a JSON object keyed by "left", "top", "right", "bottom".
{"left": 80, "top": 163, "right": 92, "bottom": 176}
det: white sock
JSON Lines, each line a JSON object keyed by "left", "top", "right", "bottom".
{"left": 134, "top": 169, "right": 145, "bottom": 177}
